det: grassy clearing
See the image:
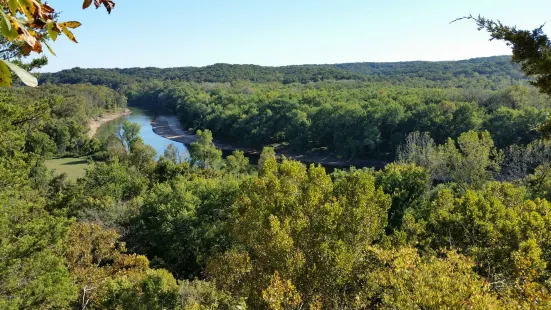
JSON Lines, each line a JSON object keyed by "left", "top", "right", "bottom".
{"left": 45, "top": 157, "right": 89, "bottom": 181}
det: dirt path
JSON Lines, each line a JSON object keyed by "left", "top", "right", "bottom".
{"left": 151, "top": 115, "right": 387, "bottom": 169}
{"left": 88, "top": 108, "right": 132, "bottom": 138}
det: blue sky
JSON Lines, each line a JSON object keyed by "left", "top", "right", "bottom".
{"left": 41, "top": 0, "right": 551, "bottom": 72}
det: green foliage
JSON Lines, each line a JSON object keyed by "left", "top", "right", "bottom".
{"left": 68, "top": 159, "right": 148, "bottom": 224}
{"left": 207, "top": 160, "right": 391, "bottom": 308}
{"left": 0, "top": 191, "right": 77, "bottom": 309}
{"left": 179, "top": 279, "right": 246, "bottom": 310}
{"left": 466, "top": 15, "right": 551, "bottom": 96}
{"left": 102, "top": 269, "right": 180, "bottom": 310}
{"left": 189, "top": 129, "right": 222, "bottom": 169}
{"left": 129, "top": 140, "right": 157, "bottom": 173}
{"left": 0, "top": 91, "right": 38, "bottom": 189}
{"left": 465, "top": 16, "right": 551, "bottom": 142}
{"left": 116, "top": 80, "right": 549, "bottom": 162}
{"left": 399, "top": 130, "right": 502, "bottom": 189}
{"left": 153, "top": 156, "right": 189, "bottom": 183}
{"left": 448, "top": 131, "right": 503, "bottom": 188}
{"left": 25, "top": 131, "right": 56, "bottom": 158}
{"left": 527, "top": 162, "right": 551, "bottom": 201}
{"left": 40, "top": 56, "right": 525, "bottom": 88}
{"left": 40, "top": 63, "right": 367, "bottom": 87}
{"left": 127, "top": 173, "right": 241, "bottom": 278}
{"left": 225, "top": 150, "right": 250, "bottom": 175}
{"left": 38, "top": 56, "right": 551, "bottom": 162}
{"left": 65, "top": 222, "right": 181, "bottom": 310}
{"left": 121, "top": 121, "right": 142, "bottom": 149}
{"left": 361, "top": 248, "right": 514, "bottom": 308}
{"left": 12, "top": 84, "right": 127, "bottom": 157}
{"left": 484, "top": 106, "right": 545, "bottom": 148}
{"left": 6, "top": 21, "right": 551, "bottom": 307}
{"left": 426, "top": 182, "right": 551, "bottom": 293}
{"left": 258, "top": 146, "right": 277, "bottom": 172}
{"left": 164, "top": 143, "right": 187, "bottom": 164}
{"left": 4, "top": 85, "right": 551, "bottom": 308}
{"left": 376, "top": 163, "right": 430, "bottom": 231}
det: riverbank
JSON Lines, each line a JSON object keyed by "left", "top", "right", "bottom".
{"left": 151, "top": 115, "right": 387, "bottom": 169}
{"left": 88, "top": 108, "right": 132, "bottom": 138}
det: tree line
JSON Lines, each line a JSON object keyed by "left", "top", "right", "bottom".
{"left": 126, "top": 80, "right": 548, "bottom": 161}
{"left": 40, "top": 55, "right": 525, "bottom": 89}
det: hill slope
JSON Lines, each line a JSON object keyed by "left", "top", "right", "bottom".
{"left": 40, "top": 56, "right": 525, "bottom": 89}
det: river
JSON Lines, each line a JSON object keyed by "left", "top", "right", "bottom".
{"left": 95, "top": 107, "right": 190, "bottom": 159}
{"left": 96, "top": 107, "right": 386, "bottom": 171}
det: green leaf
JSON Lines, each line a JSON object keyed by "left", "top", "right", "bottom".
{"left": 18, "top": 0, "right": 32, "bottom": 9}
{"left": 2, "top": 16, "right": 18, "bottom": 41}
{"left": 8, "top": 0, "right": 19, "bottom": 15}
{"left": 1, "top": 60, "right": 37, "bottom": 87}
{"left": 47, "top": 22, "right": 58, "bottom": 41}
{"left": 42, "top": 40, "right": 56, "bottom": 56}
{"left": 0, "top": 11, "right": 11, "bottom": 32}
{"left": 0, "top": 61, "right": 12, "bottom": 88}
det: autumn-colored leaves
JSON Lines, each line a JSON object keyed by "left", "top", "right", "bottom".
{"left": 1, "top": 0, "right": 114, "bottom": 57}
{"left": 0, "top": 0, "right": 115, "bottom": 87}
{"left": 0, "top": 0, "right": 116, "bottom": 56}
{"left": 83, "top": 0, "right": 116, "bottom": 14}
{"left": 1, "top": 1, "right": 56, "bottom": 56}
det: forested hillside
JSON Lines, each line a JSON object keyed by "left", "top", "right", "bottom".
{"left": 40, "top": 55, "right": 525, "bottom": 88}
{"left": 334, "top": 56, "right": 525, "bottom": 79}
{"left": 39, "top": 64, "right": 367, "bottom": 88}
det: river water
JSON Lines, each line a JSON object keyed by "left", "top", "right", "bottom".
{"left": 96, "top": 107, "right": 383, "bottom": 171}
{"left": 96, "top": 107, "right": 190, "bottom": 159}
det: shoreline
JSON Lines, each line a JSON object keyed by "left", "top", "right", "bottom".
{"left": 88, "top": 108, "right": 132, "bottom": 138}
{"left": 151, "top": 115, "right": 387, "bottom": 169}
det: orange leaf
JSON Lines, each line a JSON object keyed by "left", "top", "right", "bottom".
{"left": 83, "top": 0, "right": 93, "bottom": 9}
{"left": 21, "top": 44, "right": 32, "bottom": 56}
{"left": 20, "top": 32, "right": 37, "bottom": 50}
{"left": 42, "top": 3, "right": 55, "bottom": 13}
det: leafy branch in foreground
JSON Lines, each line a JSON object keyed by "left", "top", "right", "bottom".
{"left": 455, "top": 15, "right": 551, "bottom": 96}
{"left": 0, "top": 0, "right": 115, "bottom": 87}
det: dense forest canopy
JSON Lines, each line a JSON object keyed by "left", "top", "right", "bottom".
{"left": 39, "top": 55, "right": 548, "bottom": 163}
{"left": 9, "top": 51, "right": 551, "bottom": 308}
{"left": 332, "top": 56, "right": 527, "bottom": 85}
{"left": 6, "top": 2, "right": 551, "bottom": 307}
{"left": 41, "top": 55, "right": 526, "bottom": 87}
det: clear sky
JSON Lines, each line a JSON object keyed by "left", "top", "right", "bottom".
{"left": 40, "top": 0, "right": 551, "bottom": 72}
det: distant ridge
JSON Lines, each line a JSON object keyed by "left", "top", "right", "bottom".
{"left": 330, "top": 56, "right": 524, "bottom": 80}
{"left": 40, "top": 55, "right": 525, "bottom": 89}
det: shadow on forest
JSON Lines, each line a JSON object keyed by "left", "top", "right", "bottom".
{"left": 60, "top": 159, "right": 88, "bottom": 166}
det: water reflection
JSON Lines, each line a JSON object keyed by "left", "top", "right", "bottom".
{"left": 96, "top": 107, "right": 189, "bottom": 159}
